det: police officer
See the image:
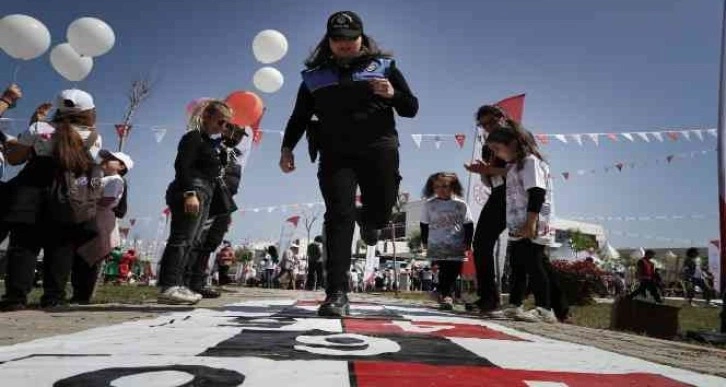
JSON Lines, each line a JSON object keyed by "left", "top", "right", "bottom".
{"left": 280, "top": 11, "right": 418, "bottom": 316}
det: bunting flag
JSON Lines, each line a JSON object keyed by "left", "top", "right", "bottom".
{"left": 455, "top": 133, "right": 466, "bottom": 148}
{"left": 535, "top": 134, "right": 549, "bottom": 145}
{"left": 709, "top": 128, "right": 718, "bottom": 137}
{"left": 666, "top": 131, "right": 680, "bottom": 141}
{"left": 636, "top": 132, "right": 650, "bottom": 142}
{"left": 572, "top": 134, "right": 583, "bottom": 146}
{"left": 555, "top": 134, "right": 568, "bottom": 144}
{"left": 606, "top": 229, "right": 695, "bottom": 245}
{"left": 434, "top": 136, "right": 442, "bottom": 149}
{"left": 130, "top": 218, "right": 137, "bottom": 227}
{"left": 607, "top": 133, "right": 619, "bottom": 142}
{"left": 693, "top": 130, "right": 704, "bottom": 141}
{"left": 563, "top": 213, "right": 713, "bottom": 222}
{"left": 495, "top": 94, "right": 525, "bottom": 122}
{"left": 652, "top": 132, "right": 664, "bottom": 142}
{"left": 588, "top": 133, "right": 599, "bottom": 146}
{"left": 151, "top": 126, "right": 167, "bottom": 143}
{"left": 119, "top": 227, "right": 131, "bottom": 239}
{"left": 622, "top": 133, "right": 634, "bottom": 142}
{"left": 411, "top": 134, "right": 423, "bottom": 148}
{"left": 554, "top": 148, "right": 714, "bottom": 182}
{"left": 681, "top": 131, "right": 691, "bottom": 141}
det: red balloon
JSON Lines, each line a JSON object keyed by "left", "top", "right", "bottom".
{"left": 224, "top": 91, "right": 264, "bottom": 127}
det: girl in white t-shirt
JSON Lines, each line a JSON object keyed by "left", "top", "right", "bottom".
{"left": 74, "top": 150, "right": 133, "bottom": 303}
{"left": 420, "top": 172, "right": 474, "bottom": 310}
{"left": 486, "top": 125, "right": 564, "bottom": 324}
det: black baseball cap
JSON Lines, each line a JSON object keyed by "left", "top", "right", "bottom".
{"left": 327, "top": 11, "right": 364, "bottom": 39}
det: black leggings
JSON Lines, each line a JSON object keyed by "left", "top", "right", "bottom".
{"left": 435, "top": 260, "right": 463, "bottom": 298}
{"left": 628, "top": 280, "right": 663, "bottom": 303}
{"left": 509, "top": 240, "right": 551, "bottom": 309}
{"left": 71, "top": 255, "right": 101, "bottom": 302}
{"left": 472, "top": 186, "right": 506, "bottom": 309}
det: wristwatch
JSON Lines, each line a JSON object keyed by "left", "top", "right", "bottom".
{"left": 184, "top": 190, "right": 197, "bottom": 198}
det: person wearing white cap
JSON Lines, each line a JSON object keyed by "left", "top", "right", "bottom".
{"left": 1, "top": 89, "right": 103, "bottom": 311}
{"left": 73, "top": 150, "right": 133, "bottom": 304}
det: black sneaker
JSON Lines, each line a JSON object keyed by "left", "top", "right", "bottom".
{"left": 69, "top": 297, "right": 91, "bottom": 305}
{"left": 0, "top": 299, "right": 27, "bottom": 312}
{"left": 193, "top": 287, "right": 221, "bottom": 299}
{"left": 40, "top": 298, "right": 69, "bottom": 309}
{"left": 318, "top": 292, "right": 350, "bottom": 317}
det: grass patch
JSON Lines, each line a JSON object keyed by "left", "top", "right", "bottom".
{"left": 26, "top": 283, "right": 159, "bottom": 305}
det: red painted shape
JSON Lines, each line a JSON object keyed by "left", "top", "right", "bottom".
{"left": 343, "top": 318, "right": 525, "bottom": 341}
{"left": 353, "top": 362, "right": 690, "bottom": 387}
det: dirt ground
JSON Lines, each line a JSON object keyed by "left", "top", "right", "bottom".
{"left": 1, "top": 288, "right": 725, "bottom": 378}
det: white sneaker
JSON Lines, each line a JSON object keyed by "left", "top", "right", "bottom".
{"left": 158, "top": 286, "right": 200, "bottom": 305}
{"left": 514, "top": 308, "right": 543, "bottom": 323}
{"left": 534, "top": 307, "right": 558, "bottom": 324}
{"left": 181, "top": 287, "right": 203, "bottom": 302}
{"left": 503, "top": 305, "right": 523, "bottom": 319}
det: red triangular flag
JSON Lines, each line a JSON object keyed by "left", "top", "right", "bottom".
{"left": 535, "top": 134, "right": 549, "bottom": 145}
{"left": 454, "top": 133, "right": 466, "bottom": 149}
{"left": 616, "top": 163, "right": 624, "bottom": 171}
{"left": 666, "top": 155, "right": 675, "bottom": 163}
{"left": 130, "top": 218, "right": 137, "bottom": 227}
{"left": 562, "top": 172, "right": 570, "bottom": 180}
{"left": 666, "top": 132, "right": 680, "bottom": 141}
{"left": 119, "top": 227, "right": 130, "bottom": 239}
{"left": 115, "top": 124, "right": 131, "bottom": 138}
{"left": 495, "top": 94, "right": 525, "bottom": 123}
{"left": 162, "top": 207, "right": 171, "bottom": 217}
{"left": 286, "top": 216, "right": 301, "bottom": 227}
{"left": 607, "top": 133, "right": 619, "bottom": 142}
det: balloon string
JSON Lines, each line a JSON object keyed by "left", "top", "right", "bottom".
{"left": 11, "top": 63, "right": 20, "bottom": 84}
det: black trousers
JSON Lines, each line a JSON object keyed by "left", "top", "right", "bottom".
{"left": 306, "top": 260, "right": 324, "bottom": 290}
{"left": 629, "top": 280, "right": 663, "bottom": 303}
{"left": 509, "top": 239, "right": 552, "bottom": 309}
{"left": 3, "top": 223, "right": 86, "bottom": 304}
{"left": 158, "top": 190, "right": 211, "bottom": 288}
{"left": 185, "top": 213, "right": 231, "bottom": 291}
{"left": 435, "top": 260, "right": 463, "bottom": 298}
{"left": 318, "top": 148, "right": 400, "bottom": 294}
{"left": 472, "top": 185, "right": 506, "bottom": 310}
{"left": 218, "top": 265, "right": 231, "bottom": 285}
{"left": 71, "top": 255, "right": 100, "bottom": 302}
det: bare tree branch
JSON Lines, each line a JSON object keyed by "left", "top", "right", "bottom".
{"left": 122, "top": 77, "right": 153, "bottom": 126}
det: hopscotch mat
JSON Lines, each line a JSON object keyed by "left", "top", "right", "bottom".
{"left": 0, "top": 299, "right": 723, "bottom": 386}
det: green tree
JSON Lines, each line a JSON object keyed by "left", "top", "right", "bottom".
{"left": 568, "top": 228, "right": 598, "bottom": 254}
{"left": 235, "top": 247, "right": 253, "bottom": 263}
{"left": 407, "top": 230, "right": 423, "bottom": 253}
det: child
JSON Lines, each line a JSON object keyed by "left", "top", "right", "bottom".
{"left": 74, "top": 150, "right": 133, "bottom": 303}
{"left": 628, "top": 250, "right": 663, "bottom": 303}
{"left": 486, "top": 125, "right": 559, "bottom": 323}
{"left": 420, "top": 172, "right": 474, "bottom": 310}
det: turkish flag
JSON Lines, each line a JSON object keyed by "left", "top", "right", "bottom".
{"left": 286, "top": 216, "right": 301, "bottom": 227}
{"left": 495, "top": 94, "right": 525, "bottom": 123}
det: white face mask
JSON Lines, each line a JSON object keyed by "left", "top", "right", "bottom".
{"left": 208, "top": 133, "right": 222, "bottom": 140}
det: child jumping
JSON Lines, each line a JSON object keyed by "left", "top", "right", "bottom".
{"left": 420, "top": 172, "right": 474, "bottom": 310}
{"left": 486, "top": 124, "right": 561, "bottom": 323}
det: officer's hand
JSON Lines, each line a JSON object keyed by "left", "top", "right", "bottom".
{"left": 370, "top": 78, "right": 394, "bottom": 99}
{"left": 280, "top": 148, "right": 296, "bottom": 173}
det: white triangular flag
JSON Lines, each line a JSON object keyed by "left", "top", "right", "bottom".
{"left": 692, "top": 130, "right": 704, "bottom": 141}
{"left": 267, "top": 207, "right": 276, "bottom": 213}
{"left": 572, "top": 134, "right": 583, "bottom": 146}
{"left": 151, "top": 127, "right": 167, "bottom": 143}
{"left": 681, "top": 131, "right": 691, "bottom": 141}
{"left": 636, "top": 132, "right": 650, "bottom": 142}
{"left": 587, "top": 133, "right": 599, "bottom": 146}
{"left": 708, "top": 128, "right": 717, "bottom": 138}
{"left": 411, "top": 134, "right": 423, "bottom": 149}
{"left": 307, "top": 203, "right": 315, "bottom": 208}
{"left": 622, "top": 133, "right": 634, "bottom": 142}
{"left": 577, "top": 169, "right": 586, "bottom": 175}
{"left": 652, "top": 132, "right": 664, "bottom": 142}
{"left": 279, "top": 131, "right": 284, "bottom": 139}
{"left": 554, "top": 134, "right": 568, "bottom": 144}
{"left": 434, "top": 136, "right": 442, "bottom": 150}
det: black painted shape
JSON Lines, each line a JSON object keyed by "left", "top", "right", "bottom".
{"left": 274, "top": 306, "right": 405, "bottom": 320}
{"left": 217, "top": 316, "right": 299, "bottom": 329}
{"left": 53, "top": 365, "right": 245, "bottom": 387}
{"left": 198, "top": 329, "right": 494, "bottom": 366}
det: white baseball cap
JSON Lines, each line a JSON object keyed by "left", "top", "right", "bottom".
{"left": 56, "top": 89, "right": 95, "bottom": 113}
{"left": 99, "top": 149, "right": 134, "bottom": 173}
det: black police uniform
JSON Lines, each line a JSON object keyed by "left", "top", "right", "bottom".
{"left": 282, "top": 55, "right": 418, "bottom": 305}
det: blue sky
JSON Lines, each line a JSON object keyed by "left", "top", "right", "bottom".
{"left": 1, "top": 0, "right": 722, "bottom": 249}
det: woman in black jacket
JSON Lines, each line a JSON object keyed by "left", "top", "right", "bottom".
{"left": 157, "top": 100, "right": 231, "bottom": 305}
{"left": 280, "top": 11, "right": 418, "bottom": 316}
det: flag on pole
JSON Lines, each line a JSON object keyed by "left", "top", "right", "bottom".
{"left": 495, "top": 94, "right": 525, "bottom": 122}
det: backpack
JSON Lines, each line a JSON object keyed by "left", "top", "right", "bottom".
{"left": 48, "top": 132, "right": 104, "bottom": 224}
{"left": 113, "top": 177, "right": 128, "bottom": 219}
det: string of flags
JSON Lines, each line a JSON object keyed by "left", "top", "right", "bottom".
{"left": 605, "top": 229, "right": 695, "bottom": 246}
{"left": 237, "top": 201, "right": 325, "bottom": 214}
{"left": 0, "top": 118, "right": 169, "bottom": 144}
{"left": 563, "top": 214, "right": 714, "bottom": 222}
{"left": 553, "top": 148, "right": 714, "bottom": 182}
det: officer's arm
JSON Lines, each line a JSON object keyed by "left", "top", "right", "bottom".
{"left": 388, "top": 64, "right": 419, "bottom": 118}
{"left": 282, "top": 82, "right": 314, "bottom": 151}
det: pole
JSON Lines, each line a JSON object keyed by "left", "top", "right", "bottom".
{"left": 392, "top": 220, "right": 398, "bottom": 296}
{"left": 464, "top": 124, "right": 480, "bottom": 203}
{"left": 719, "top": 0, "right": 726, "bottom": 333}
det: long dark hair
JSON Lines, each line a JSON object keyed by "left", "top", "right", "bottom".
{"left": 422, "top": 172, "right": 464, "bottom": 198}
{"left": 51, "top": 109, "right": 96, "bottom": 175}
{"left": 304, "top": 34, "right": 392, "bottom": 68}
{"left": 486, "top": 120, "right": 544, "bottom": 170}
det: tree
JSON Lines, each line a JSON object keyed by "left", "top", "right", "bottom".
{"left": 118, "top": 77, "right": 153, "bottom": 152}
{"left": 302, "top": 207, "right": 322, "bottom": 250}
{"left": 407, "top": 230, "right": 423, "bottom": 253}
{"left": 568, "top": 228, "right": 598, "bottom": 255}
{"left": 235, "top": 247, "right": 253, "bottom": 263}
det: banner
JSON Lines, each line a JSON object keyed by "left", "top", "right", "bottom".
{"left": 364, "top": 246, "right": 380, "bottom": 285}
{"left": 278, "top": 216, "right": 301, "bottom": 260}
{"left": 709, "top": 239, "right": 721, "bottom": 293}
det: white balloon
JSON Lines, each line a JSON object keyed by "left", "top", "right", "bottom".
{"left": 252, "top": 30, "right": 288, "bottom": 64}
{"left": 253, "top": 67, "right": 284, "bottom": 93}
{"left": 0, "top": 14, "right": 51, "bottom": 60}
{"left": 67, "top": 17, "right": 115, "bottom": 57}
{"left": 50, "top": 43, "right": 93, "bottom": 82}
